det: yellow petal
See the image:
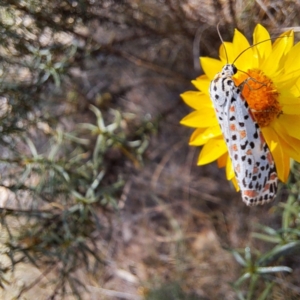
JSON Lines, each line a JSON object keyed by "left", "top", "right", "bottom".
{"left": 273, "top": 30, "right": 294, "bottom": 55}
{"left": 231, "top": 176, "right": 240, "bottom": 191}
{"left": 279, "top": 115, "right": 300, "bottom": 141}
{"left": 180, "top": 91, "right": 213, "bottom": 110}
{"left": 289, "top": 77, "right": 300, "bottom": 96}
{"left": 192, "top": 75, "right": 210, "bottom": 95}
{"left": 262, "top": 126, "right": 290, "bottom": 182}
{"left": 225, "top": 156, "right": 239, "bottom": 191}
{"left": 198, "top": 137, "right": 227, "bottom": 165}
{"left": 272, "top": 140, "right": 290, "bottom": 183}
{"left": 283, "top": 41, "right": 300, "bottom": 73}
{"left": 232, "top": 29, "right": 253, "bottom": 71}
{"left": 282, "top": 104, "right": 300, "bottom": 115}
{"left": 261, "top": 30, "right": 293, "bottom": 76}
{"left": 217, "top": 152, "right": 228, "bottom": 168}
{"left": 219, "top": 42, "right": 235, "bottom": 64}
{"left": 272, "top": 120, "right": 300, "bottom": 162}
{"left": 275, "top": 68, "right": 300, "bottom": 90}
{"left": 225, "top": 156, "right": 234, "bottom": 180}
{"left": 279, "top": 93, "right": 300, "bottom": 104}
{"left": 252, "top": 24, "right": 271, "bottom": 64}
{"left": 189, "top": 128, "right": 206, "bottom": 145}
{"left": 200, "top": 57, "right": 223, "bottom": 80}
{"left": 189, "top": 125, "right": 222, "bottom": 146}
{"left": 180, "top": 109, "right": 218, "bottom": 128}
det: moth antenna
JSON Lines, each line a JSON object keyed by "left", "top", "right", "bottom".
{"left": 217, "top": 22, "right": 228, "bottom": 64}
{"left": 233, "top": 34, "right": 291, "bottom": 65}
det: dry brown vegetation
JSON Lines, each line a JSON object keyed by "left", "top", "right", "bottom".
{"left": 1, "top": 1, "right": 300, "bottom": 299}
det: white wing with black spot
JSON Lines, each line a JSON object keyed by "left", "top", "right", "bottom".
{"left": 209, "top": 64, "right": 278, "bottom": 206}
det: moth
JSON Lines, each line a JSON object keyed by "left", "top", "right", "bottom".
{"left": 209, "top": 62, "right": 278, "bottom": 206}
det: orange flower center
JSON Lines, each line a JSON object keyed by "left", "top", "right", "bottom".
{"left": 233, "top": 69, "right": 281, "bottom": 127}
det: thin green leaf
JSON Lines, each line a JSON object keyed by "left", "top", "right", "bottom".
{"left": 254, "top": 224, "right": 277, "bottom": 236}
{"left": 257, "top": 241, "right": 300, "bottom": 265}
{"left": 247, "top": 274, "right": 258, "bottom": 300}
{"left": 256, "top": 266, "right": 292, "bottom": 274}
{"left": 231, "top": 250, "right": 247, "bottom": 267}
{"left": 25, "top": 137, "right": 39, "bottom": 158}
{"left": 257, "top": 282, "right": 275, "bottom": 300}
{"left": 234, "top": 272, "right": 251, "bottom": 287}
{"left": 252, "top": 233, "right": 281, "bottom": 244}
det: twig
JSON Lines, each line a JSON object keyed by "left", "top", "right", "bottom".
{"left": 16, "top": 263, "right": 57, "bottom": 298}
{"left": 255, "top": 0, "right": 278, "bottom": 26}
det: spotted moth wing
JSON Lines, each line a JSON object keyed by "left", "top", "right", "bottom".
{"left": 209, "top": 64, "right": 278, "bottom": 206}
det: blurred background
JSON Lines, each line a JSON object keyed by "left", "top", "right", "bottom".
{"left": 1, "top": 1, "right": 300, "bottom": 299}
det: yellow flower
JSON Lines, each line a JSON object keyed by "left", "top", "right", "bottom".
{"left": 180, "top": 24, "right": 300, "bottom": 190}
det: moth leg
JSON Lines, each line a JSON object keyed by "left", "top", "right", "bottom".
{"left": 238, "top": 77, "right": 266, "bottom": 91}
